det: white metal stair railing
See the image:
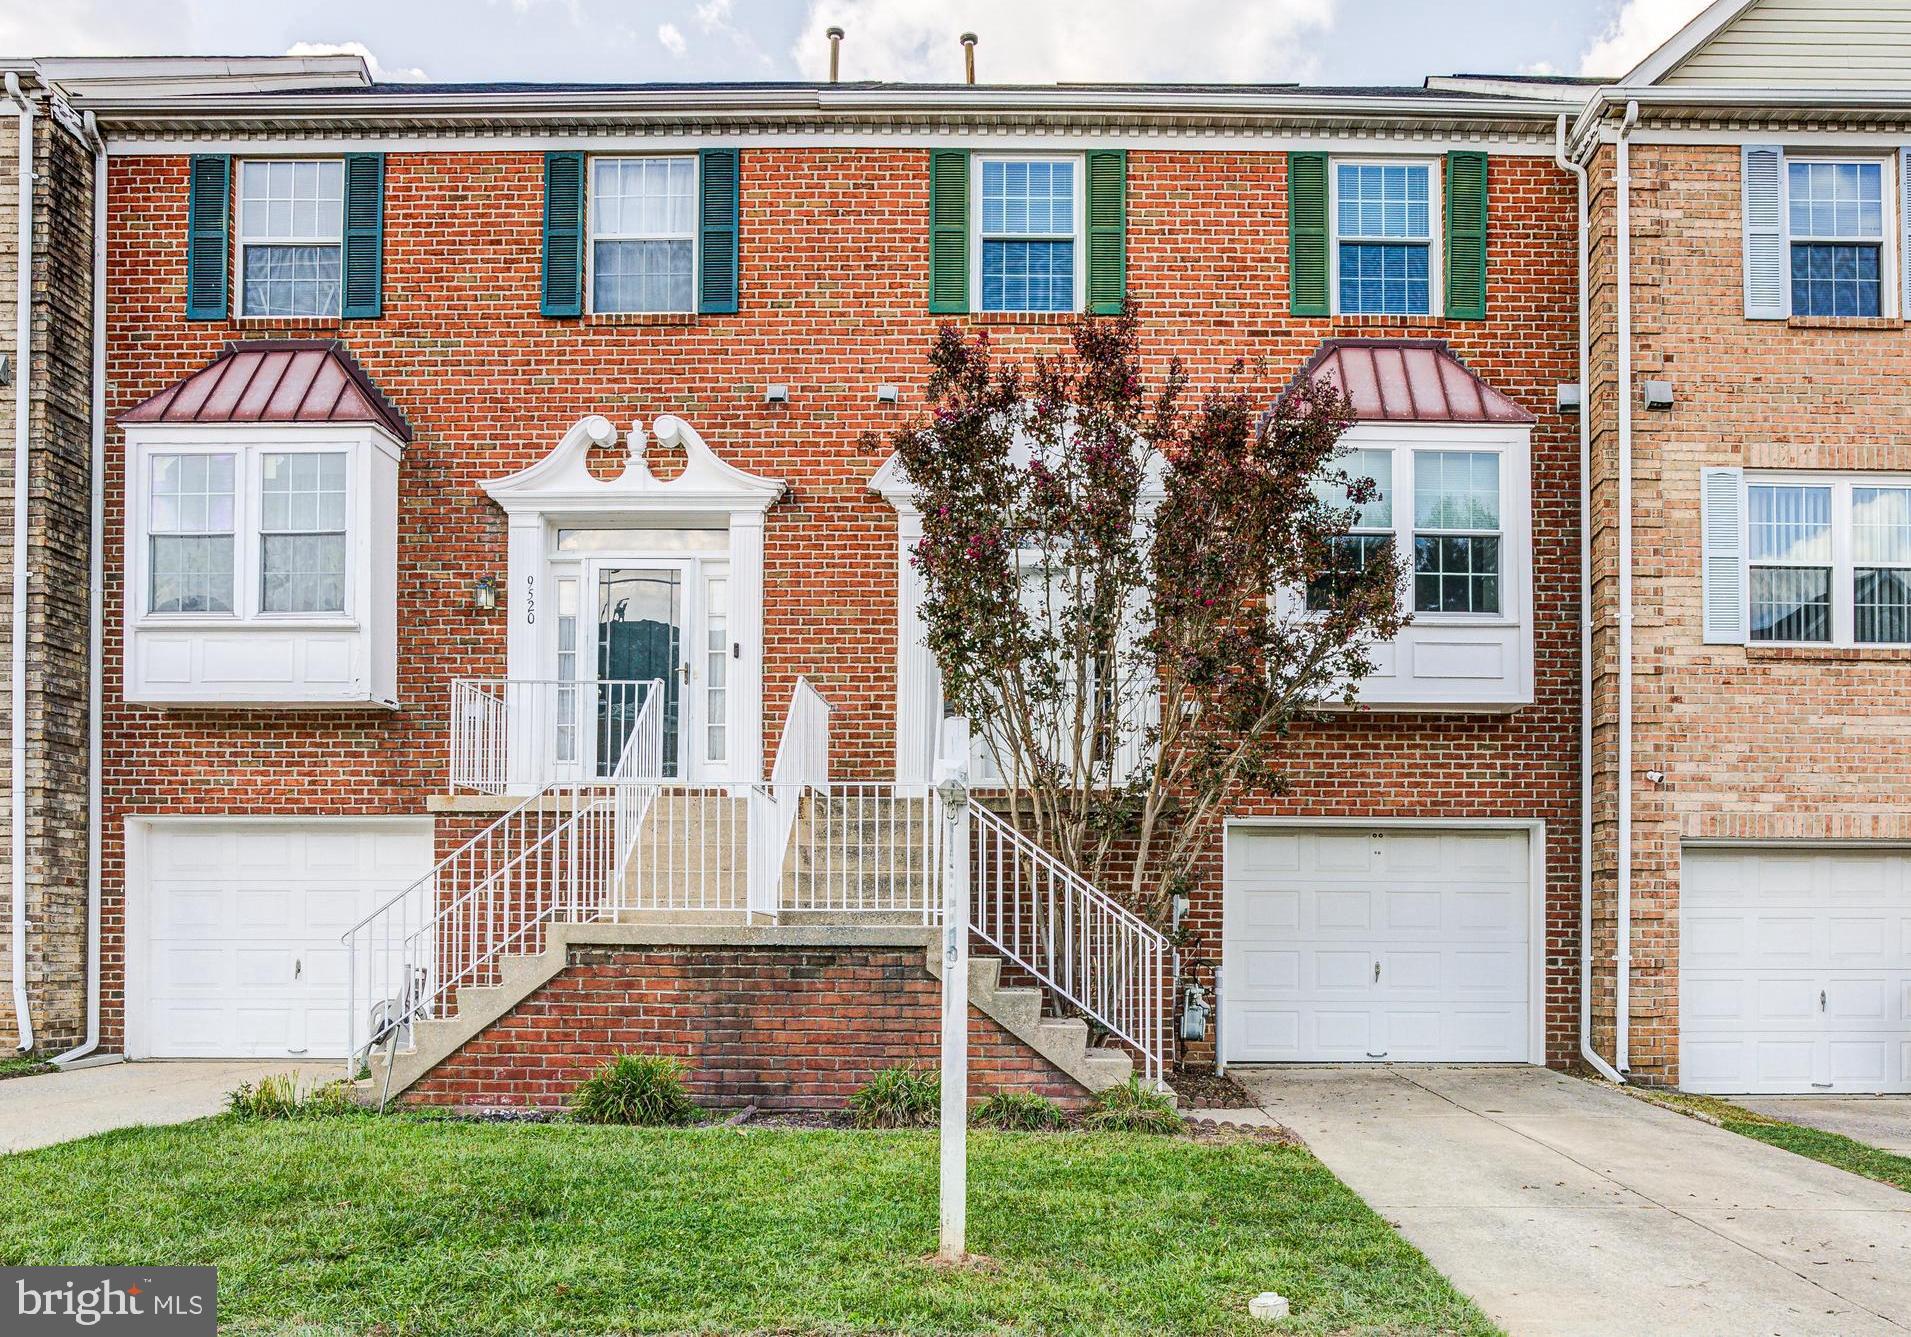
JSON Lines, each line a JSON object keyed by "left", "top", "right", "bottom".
{"left": 448, "top": 677, "right": 655, "bottom": 794}
{"left": 342, "top": 679, "right": 665, "bottom": 1073}
{"left": 747, "top": 677, "right": 832, "bottom": 919}
{"left": 958, "top": 800, "right": 1173, "bottom": 1088}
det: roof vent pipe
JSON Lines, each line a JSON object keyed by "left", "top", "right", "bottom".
{"left": 960, "top": 32, "right": 977, "bottom": 85}
{"left": 826, "top": 26, "right": 844, "bottom": 83}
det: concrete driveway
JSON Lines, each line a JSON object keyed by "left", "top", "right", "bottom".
{"left": 1241, "top": 1066, "right": 1911, "bottom": 1337}
{"left": 0, "top": 1060, "right": 303, "bottom": 1154}
{"left": 1738, "top": 1096, "right": 1911, "bottom": 1156}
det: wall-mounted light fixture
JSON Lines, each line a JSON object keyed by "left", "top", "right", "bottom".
{"left": 764, "top": 384, "right": 789, "bottom": 405}
{"left": 0, "top": 353, "right": 11, "bottom": 388}
{"left": 472, "top": 576, "right": 499, "bottom": 612}
{"left": 876, "top": 384, "right": 900, "bottom": 405}
{"left": 1556, "top": 382, "right": 1582, "bottom": 414}
{"left": 1642, "top": 379, "right": 1675, "bottom": 410}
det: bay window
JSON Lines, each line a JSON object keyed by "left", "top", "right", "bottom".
{"left": 1307, "top": 446, "right": 1394, "bottom": 611}
{"left": 148, "top": 453, "right": 236, "bottom": 615}
{"left": 260, "top": 453, "right": 348, "bottom": 614}
{"left": 1413, "top": 450, "right": 1501, "bottom": 615}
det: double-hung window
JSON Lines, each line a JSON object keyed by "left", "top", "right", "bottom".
{"left": 1334, "top": 162, "right": 1435, "bottom": 316}
{"left": 1306, "top": 447, "right": 1395, "bottom": 611}
{"left": 260, "top": 453, "right": 348, "bottom": 614}
{"left": 1743, "top": 476, "right": 1911, "bottom": 645}
{"left": 590, "top": 156, "right": 697, "bottom": 314}
{"left": 977, "top": 157, "right": 1080, "bottom": 313}
{"left": 1788, "top": 159, "right": 1887, "bottom": 318}
{"left": 1413, "top": 450, "right": 1501, "bottom": 614}
{"left": 237, "top": 159, "right": 344, "bottom": 318}
{"left": 149, "top": 454, "right": 236, "bottom": 615}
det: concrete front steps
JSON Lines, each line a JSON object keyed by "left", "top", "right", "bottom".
{"left": 366, "top": 920, "right": 1137, "bottom": 1105}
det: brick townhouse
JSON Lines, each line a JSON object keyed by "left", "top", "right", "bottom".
{"left": 1, "top": 0, "right": 1907, "bottom": 1106}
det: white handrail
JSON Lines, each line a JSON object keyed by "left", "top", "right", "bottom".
{"left": 449, "top": 678, "right": 657, "bottom": 794}
{"left": 750, "top": 678, "right": 833, "bottom": 918}
{"left": 344, "top": 680, "right": 665, "bottom": 1071}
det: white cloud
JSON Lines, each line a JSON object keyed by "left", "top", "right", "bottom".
{"left": 285, "top": 40, "right": 429, "bottom": 83}
{"left": 1577, "top": 0, "right": 1714, "bottom": 78}
{"left": 657, "top": 22, "right": 688, "bottom": 57}
{"left": 791, "top": 0, "right": 1339, "bottom": 84}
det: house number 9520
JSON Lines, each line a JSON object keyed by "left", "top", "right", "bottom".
{"left": 524, "top": 574, "right": 536, "bottom": 625}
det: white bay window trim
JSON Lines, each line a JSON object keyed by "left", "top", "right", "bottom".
{"left": 123, "top": 422, "right": 403, "bottom": 707}
{"left": 1717, "top": 469, "right": 1911, "bottom": 649}
{"left": 1297, "top": 422, "right": 1534, "bottom": 710}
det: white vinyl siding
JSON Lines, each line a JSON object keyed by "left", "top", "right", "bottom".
{"left": 1662, "top": 0, "right": 1911, "bottom": 89}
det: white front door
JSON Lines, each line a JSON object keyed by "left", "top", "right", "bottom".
{"left": 133, "top": 820, "right": 433, "bottom": 1059}
{"left": 1682, "top": 846, "right": 1911, "bottom": 1094}
{"left": 1223, "top": 825, "right": 1535, "bottom": 1064}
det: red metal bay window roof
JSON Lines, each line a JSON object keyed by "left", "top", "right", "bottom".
{"left": 121, "top": 339, "right": 413, "bottom": 443}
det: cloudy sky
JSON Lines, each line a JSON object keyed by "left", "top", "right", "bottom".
{"left": 1, "top": 1, "right": 1715, "bottom": 86}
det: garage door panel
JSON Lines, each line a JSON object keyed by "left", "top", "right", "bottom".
{"left": 1224, "top": 826, "right": 1532, "bottom": 1065}
{"left": 138, "top": 821, "right": 432, "bottom": 1060}
{"left": 1681, "top": 847, "right": 1911, "bottom": 1094}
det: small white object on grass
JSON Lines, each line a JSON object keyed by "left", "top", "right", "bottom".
{"left": 1248, "top": 1292, "right": 1291, "bottom": 1322}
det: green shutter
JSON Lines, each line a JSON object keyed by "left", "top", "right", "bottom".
{"left": 1086, "top": 150, "right": 1127, "bottom": 315}
{"left": 1287, "top": 152, "right": 1329, "bottom": 317}
{"left": 698, "top": 147, "right": 739, "bottom": 315}
{"left": 1444, "top": 150, "right": 1488, "bottom": 321}
{"left": 541, "top": 151, "right": 586, "bottom": 318}
{"left": 341, "top": 153, "right": 385, "bottom": 319}
{"left": 185, "top": 154, "right": 230, "bottom": 321}
{"left": 928, "top": 149, "right": 969, "bottom": 314}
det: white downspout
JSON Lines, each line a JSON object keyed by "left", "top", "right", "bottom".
{"left": 52, "top": 108, "right": 105, "bottom": 1067}
{"left": 1557, "top": 113, "right": 1623, "bottom": 1084}
{"left": 5, "top": 71, "right": 34, "bottom": 1053}
{"left": 1615, "top": 98, "right": 1640, "bottom": 1074}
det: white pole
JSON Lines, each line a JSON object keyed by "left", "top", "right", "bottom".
{"left": 935, "top": 716, "right": 971, "bottom": 1261}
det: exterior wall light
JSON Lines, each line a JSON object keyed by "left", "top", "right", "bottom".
{"left": 472, "top": 576, "right": 499, "bottom": 612}
{"left": 0, "top": 353, "right": 10, "bottom": 388}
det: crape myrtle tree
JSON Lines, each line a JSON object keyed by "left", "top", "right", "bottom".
{"left": 880, "top": 305, "right": 1407, "bottom": 931}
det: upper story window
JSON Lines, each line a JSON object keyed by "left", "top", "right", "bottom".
{"left": 976, "top": 157, "right": 1081, "bottom": 313}
{"left": 1334, "top": 162, "right": 1436, "bottom": 316}
{"left": 590, "top": 156, "right": 697, "bottom": 314}
{"left": 1788, "top": 160, "right": 1887, "bottom": 318}
{"left": 237, "top": 159, "right": 344, "bottom": 319}
{"left": 1746, "top": 476, "right": 1911, "bottom": 645}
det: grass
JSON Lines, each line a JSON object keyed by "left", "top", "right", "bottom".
{"left": 0, "top": 1114, "right": 1498, "bottom": 1337}
{"left": 1641, "top": 1090, "right": 1911, "bottom": 1194}
{"left": 0, "top": 1056, "right": 54, "bottom": 1080}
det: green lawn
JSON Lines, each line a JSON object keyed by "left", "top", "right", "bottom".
{"left": 1647, "top": 1092, "right": 1911, "bottom": 1195}
{"left": 0, "top": 1055, "right": 53, "bottom": 1080}
{"left": 0, "top": 1114, "right": 1497, "bottom": 1337}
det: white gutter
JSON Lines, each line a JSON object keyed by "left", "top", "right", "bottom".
{"left": 51, "top": 106, "right": 105, "bottom": 1066}
{"left": 5, "top": 70, "right": 33, "bottom": 1053}
{"left": 1556, "top": 113, "right": 1623, "bottom": 1084}
{"left": 1615, "top": 98, "right": 1640, "bottom": 1075}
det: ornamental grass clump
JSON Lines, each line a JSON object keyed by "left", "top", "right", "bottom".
{"left": 226, "top": 1072, "right": 359, "bottom": 1121}
{"left": 1083, "top": 1077, "right": 1184, "bottom": 1135}
{"left": 970, "top": 1090, "right": 1068, "bottom": 1131}
{"left": 847, "top": 1065, "right": 942, "bottom": 1128}
{"left": 570, "top": 1054, "right": 700, "bottom": 1127}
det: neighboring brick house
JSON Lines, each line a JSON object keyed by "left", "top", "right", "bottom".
{"left": 0, "top": 65, "right": 98, "bottom": 1059}
{"left": 1577, "top": 0, "right": 1911, "bottom": 1095}
{"left": 7, "top": 0, "right": 1908, "bottom": 1106}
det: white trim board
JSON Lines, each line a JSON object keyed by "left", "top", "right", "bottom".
{"left": 1218, "top": 815, "right": 1548, "bottom": 1067}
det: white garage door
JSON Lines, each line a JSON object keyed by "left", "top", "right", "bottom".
{"left": 1682, "top": 846, "right": 1911, "bottom": 1094}
{"left": 1223, "top": 826, "right": 1534, "bottom": 1063}
{"left": 135, "top": 821, "right": 434, "bottom": 1059}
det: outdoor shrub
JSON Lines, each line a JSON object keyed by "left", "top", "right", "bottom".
{"left": 848, "top": 1065, "right": 941, "bottom": 1128}
{"left": 226, "top": 1072, "right": 359, "bottom": 1120}
{"left": 1083, "top": 1078, "right": 1184, "bottom": 1134}
{"left": 970, "top": 1090, "right": 1067, "bottom": 1131}
{"left": 570, "top": 1054, "right": 700, "bottom": 1126}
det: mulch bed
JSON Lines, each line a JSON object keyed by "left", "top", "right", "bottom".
{"left": 1167, "top": 1067, "right": 1255, "bottom": 1109}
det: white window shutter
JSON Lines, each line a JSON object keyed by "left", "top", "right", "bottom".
{"left": 1701, "top": 467, "right": 1747, "bottom": 644}
{"left": 1742, "top": 146, "right": 1787, "bottom": 319}
{"left": 1900, "top": 148, "right": 1911, "bottom": 317}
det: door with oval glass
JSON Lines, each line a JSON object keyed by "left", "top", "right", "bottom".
{"left": 586, "top": 558, "right": 730, "bottom": 781}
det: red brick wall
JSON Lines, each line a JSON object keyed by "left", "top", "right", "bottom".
{"left": 1585, "top": 139, "right": 1911, "bottom": 1085}
{"left": 402, "top": 944, "right": 1088, "bottom": 1110}
{"left": 101, "top": 145, "right": 1580, "bottom": 1059}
